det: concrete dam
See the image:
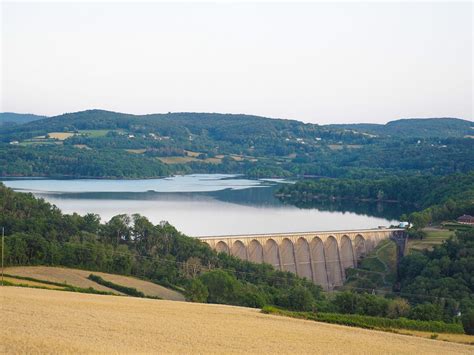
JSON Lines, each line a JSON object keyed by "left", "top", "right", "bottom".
{"left": 198, "top": 228, "right": 407, "bottom": 291}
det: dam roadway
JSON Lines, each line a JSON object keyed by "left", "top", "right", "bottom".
{"left": 198, "top": 228, "right": 407, "bottom": 291}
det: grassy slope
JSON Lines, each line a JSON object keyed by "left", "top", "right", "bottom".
{"left": 344, "top": 239, "right": 397, "bottom": 291}
{"left": 346, "top": 228, "right": 458, "bottom": 291}
{"left": 2, "top": 287, "right": 472, "bottom": 354}
{"left": 409, "top": 228, "right": 455, "bottom": 251}
{"left": 262, "top": 307, "right": 473, "bottom": 345}
{"left": 4, "top": 266, "right": 184, "bottom": 301}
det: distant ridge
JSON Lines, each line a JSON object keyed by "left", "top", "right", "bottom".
{"left": 2, "top": 109, "right": 472, "bottom": 138}
{"left": 0, "top": 112, "right": 48, "bottom": 127}
{"left": 329, "top": 117, "right": 473, "bottom": 138}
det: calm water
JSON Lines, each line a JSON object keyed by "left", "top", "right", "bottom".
{"left": 2, "top": 174, "right": 399, "bottom": 236}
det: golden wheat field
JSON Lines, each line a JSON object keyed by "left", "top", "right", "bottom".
{"left": 47, "top": 132, "right": 75, "bottom": 140}
{"left": 1, "top": 287, "right": 472, "bottom": 354}
{"left": 5, "top": 266, "right": 184, "bottom": 301}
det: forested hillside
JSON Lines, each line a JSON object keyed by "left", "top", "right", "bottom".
{"left": 0, "top": 112, "right": 47, "bottom": 127}
{"left": 330, "top": 117, "right": 473, "bottom": 138}
{"left": 0, "top": 110, "right": 472, "bottom": 178}
{"left": 277, "top": 172, "right": 474, "bottom": 228}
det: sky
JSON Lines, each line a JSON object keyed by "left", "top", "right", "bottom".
{"left": 1, "top": 1, "right": 472, "bottom": 124}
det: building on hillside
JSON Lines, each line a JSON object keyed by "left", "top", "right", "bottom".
{"left": 457, "top": 214, "right": 474, "bottom": 225}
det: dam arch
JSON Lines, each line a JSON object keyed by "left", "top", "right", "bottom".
{"left": 295, "top": 237, "right": 313, "bottom": 281}
{"left": 280, "top": 238, "right": 297, "bottom": 274}
{"left": 354, "top": 235, "right": 367, "bottom": 261}
{"left": 231, "top": 240, "right": 247, "bottom": 260}
{"left": 310, "top": 237, "right": 329, "bottom": 289}
{"left": 340, "top": 235, "right": 355, "bottom": 272}
{"left": 216, "top": 241, "right": 229, "bottom": 254}
{"left": 248, "top": 240, "right": 264, "bottom": 263}
{"left": 324, "top": 236, "right": 343, "bottom": 288}
{"left": 263, "top": 239, "right": 280, "bottom": 270}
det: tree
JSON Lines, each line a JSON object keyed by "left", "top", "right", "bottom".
{"left": 183, "top": 257, "right": 203, "bottom": 279}
{"left": 101, "top": 214, "right": 131, "bottom": 246}
{"left": 199, "top": 270, "right": 239, "bottom": 304}
{"left": 409, "top": 211, "right": 431, "bottom": 230}
{"left": 286, "top": 285, "right": 315, "bottom": 311}
{"left": 185, "top": 279, "right": 209, "bottom": 303}
{"left": 387, "top": 298, "right": 410, "bottom": 319}
{"left": 409, "top": 303, "right": 443, "bottom": 321}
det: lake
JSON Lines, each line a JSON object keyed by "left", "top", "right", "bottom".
{"left": 2, "top": 174, "right": 399, "bottom": 236}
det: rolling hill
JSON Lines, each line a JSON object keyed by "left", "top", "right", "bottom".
{"left": 4, "top": 266, "right": 185, "bottom": 301}
{"left": 0, "top": 110, "right": 472, "bottom": 179}
{"left": 0, "top": 112, "right": 47, "bottom": 127}
{"left": 2, "top": 286, "right": 472, "bottom": 354}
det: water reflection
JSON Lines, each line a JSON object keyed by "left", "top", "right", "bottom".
{"left": 279, "top": 198, "right": 415, "bottom": 221}
{"left": 1, "top": 175, "right": 405, "bottom": 236}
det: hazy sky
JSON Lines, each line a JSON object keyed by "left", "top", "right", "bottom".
{"left": 1, "top": 1, "right": 472, "bottom": 124}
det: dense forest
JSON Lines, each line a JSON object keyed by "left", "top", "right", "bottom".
{"left": 277, "top": 172, "right": 474, "bottom": 227}
{"left": 0, "top": 110, "right": 472, "bottom": 178}
{"left": 277, "top": 172, "right": 474, "bottom": 229}
{"left": 399, "top": 230, "right": 474, "bottom": 321}
{"left": 1, "top": 183, "right": 473, "bottom": 333}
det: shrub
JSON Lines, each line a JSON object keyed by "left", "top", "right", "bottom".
{"left": 237, "top": 287, "right": 267, "bottom": 308}
{"left": 286, "top": 285, "right": 316, "bottom": 312}
{"left": 88, "top": 274, "right": 145, "bottom": 298}
{"left": 261, "top": 307, "right": 465, "bottom": 334}
{"left": 461, "top": 309, "right": 474, "bottom": 335}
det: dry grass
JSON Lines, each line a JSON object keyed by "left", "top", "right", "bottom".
{"left": 158, "top": 156, "right": 222, "bottom": 165}
{"left": 125, "top": 149, "right": 146, "bottom": 154}
{"left": 2, "top": 276, "right": 64, "bottom": 290}
{"left": 5, "top": 266, "right": 120, "bottom": 294}
{"left": 185, "top": 150, "right": 201, "bottom": 157}
{"left": 48, "top": 132, "right": 75, "bottom": 140}
{"left": 4, "top": 266, "right": 184, "bottom": 300}
{"left": 88, "top": 271, "right": 184, "bottom": 301}
{"left": 230, "top": 154, "right": 245, "bottom": 161}
{"left": 158, "top": 156, "right": 198, "bottom": 164}
{"left": 395, "top": 329, "right": 474, "bottom": 345}
{"left": 1, "top": 287, "right": 472, "bottom": 354}
{"left": 204, "top": 157, "right": 222, "bottom": 164}
{"left": 409, "top": 229, "right": 454, "bottom": 251}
